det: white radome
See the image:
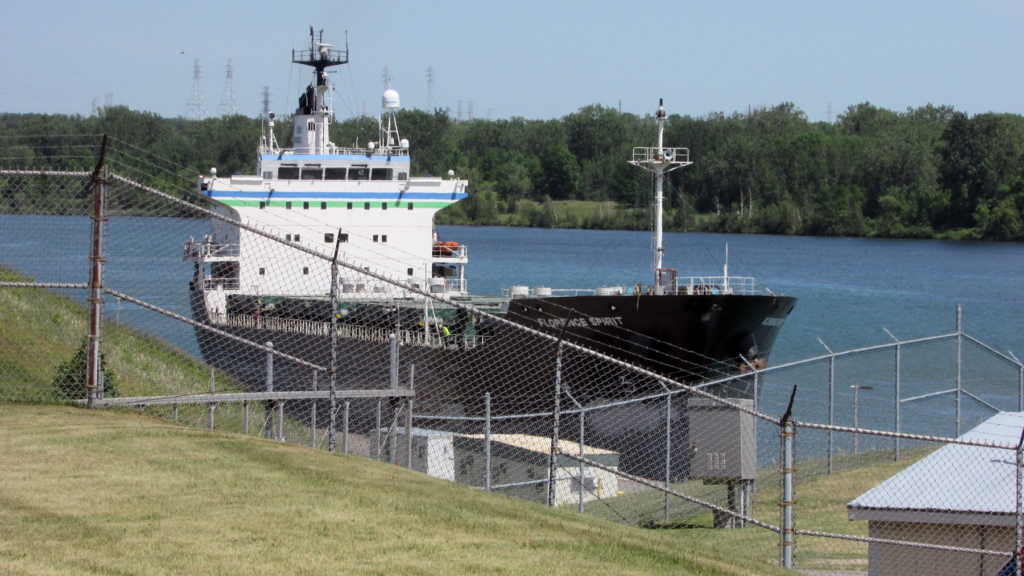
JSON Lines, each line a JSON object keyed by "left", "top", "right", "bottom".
{"left": 382, "top": 89, "right": 400, "bottom": 109}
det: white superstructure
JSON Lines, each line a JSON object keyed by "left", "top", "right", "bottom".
{"left": 185, "top": 29, "right": 468, "bottom": 319}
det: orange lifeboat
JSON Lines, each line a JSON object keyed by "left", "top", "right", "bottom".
{"left": 432, "top": 241, "right": 460, "bottom": 257}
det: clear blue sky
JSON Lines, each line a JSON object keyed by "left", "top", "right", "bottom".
{"left": 1, "top": 0, "right": 1021, "bottom": 121}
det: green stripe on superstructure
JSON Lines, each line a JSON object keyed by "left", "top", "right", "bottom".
{"left": 217, "top": 200, "right": 457, "bottom": 209}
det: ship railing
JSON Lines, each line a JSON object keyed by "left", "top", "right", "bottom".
{"left": 183, "top": 241, "right": 240, "bottom": 260}
{"left": 203, "top": 277, "right": 240, "bottom": 291}
{"left": 501, "top": 287, "right": 598, "bottom": 298}
{"left": 629, "top": 147, "right": 691, "bottom": 165}
{"left": 257, "top": 144, "right": 410, "bottom": 157}
{"left": 675, "top": 276, "right": 762, "bottom": 296}
{"left": 431, "top": 244, "right": 468, "bottom": 260}
{"left": 428, "top": 279, "right": 466, "bottom": 294}
{"left": 222, "top": 314, "right": 486, "bottom": 349}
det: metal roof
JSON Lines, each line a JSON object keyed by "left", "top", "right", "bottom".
{"left": 847, "top": 412, "right": 1024, "bottom": 525}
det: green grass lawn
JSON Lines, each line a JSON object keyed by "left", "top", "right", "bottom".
{"left": 0, "top": 404, "right": 786, "bottom": 576}
{"left": 0, "top": 266, "right": 242, "bottom": 403}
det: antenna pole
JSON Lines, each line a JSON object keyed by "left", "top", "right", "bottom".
{"left": 654, "top": 99, "right": 666, "bottom": 278}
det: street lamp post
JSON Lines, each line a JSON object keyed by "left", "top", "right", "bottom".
{"left": 852, "top": 385, "right": 874, "bottom": 454}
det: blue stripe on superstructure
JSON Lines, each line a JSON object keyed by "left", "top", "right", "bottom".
{"left": 260, "top": 154, "right": 410, "bottom": 162}
{"left": 208, "top": 190, "right": 468, "bottom": 201}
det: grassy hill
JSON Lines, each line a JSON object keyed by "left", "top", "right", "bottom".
{"left": 0, "top": 404, "right": 784, "bottom": 575}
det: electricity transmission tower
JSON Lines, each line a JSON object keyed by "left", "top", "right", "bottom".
{"left": 260, "top": 86, "right": 271, "bottom": 119}
{"left": 457, "top": 101, "right": 463, "bottom": 122}
{"left": 382, "top": 65, "right": 392, "bottom": 90}
{"left": 104, "top": 93, "right": 113, "bottom": 108}
{"left": 826, "top": 102, "right": 833, "bottom": 124}
{"left": 184, "top": 59, "right": 207, "bottom": 120}
{"left": 425, "top": 66, "right": 436, "bottom": 110}
{"left": 468, "top": 101, "right": 474, "bottom": 121}
{"left": 218, "top": 59, "right": 240, "bottom": 116}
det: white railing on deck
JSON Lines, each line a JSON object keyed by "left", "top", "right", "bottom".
{"left": 676, "top": 276, "right": 763, "bottom": 296}
{"left": 184, "top": 242, "right": 240, "bottom": 260}
{"left": 258, "top": 145, "right": 410, "bottom": 157}
{"left": 431, "top": 245, "right": 468, "bottom": 260}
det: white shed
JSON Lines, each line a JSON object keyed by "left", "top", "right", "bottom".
{"left": 847, "top": 412, "right": 1024, "bottom": 576}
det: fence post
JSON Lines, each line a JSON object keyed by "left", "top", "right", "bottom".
{"left": 86, "top": 140, "right": 108, "bottom": 409}
{"left": 828, "top": 353, "right": 835, "bottom": 474}
{"left": 343, "top": 400, "right": 350, "bottom": 455}
{"left": 579, "top": 405, "right": 586, "bottom": 514}
{"left": 780, "top": 387, "right": 797, "bottom": 570}
{"left": 485, "top": 392, "right": 492, "bottom": 491}
{"left": 548, "top": 341, "right": 565, "bottom": 508}
{"left": 242, "top": 401, "right": 248, "bottom": 434}
{"left": 407, "top": 364, "right": 415, "bottom": 470}
{"left": 818, "top": 339, "right": 834, "bottom": 475}
{"left": 208, "top": 367, "right": 215, "bottom": 430}
{"left": 310, "top": 371, "right": 317, "bottom": 449}
{"left": 265, "top": 341, "right": 274, "bottom": 439}
{"left": 389, "top": 334, "right": 398, "bottom": 463}
{"left": 664, "top": 385, "right": 672, "bottom": 521}
{"left": 1016, "top": 427, "right": 1024, "bottom": 576}
{"left": 376, "top": 400, "right": 382, "bottom": 461}
{"left": 1018, "top": 359, "right": 1023, "bottom": 413}
{"left": 277, "top": 401, "right": 284, "bottom": 442}
{"left": 895, "top": 341, "right": 901, "bottom": 461}
{"left": 329, "top": 229, "right": 341, "bottom": 453}
{"left": 956, "top": 304, "right": 962, "bottom": 437}
{"left": 173, "top": 403, "right": 179, "bottom": 423}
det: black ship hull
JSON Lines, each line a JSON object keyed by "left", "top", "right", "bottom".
{"left": 189, "top": 286, "right": 796, "bottom": 478}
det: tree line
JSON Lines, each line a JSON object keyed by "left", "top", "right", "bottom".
{"left": 2, "top": 101, "right": 1022, "bottom": 240}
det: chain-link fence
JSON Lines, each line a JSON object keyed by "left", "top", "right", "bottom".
{"left": 3, "top": 136, "right": 1024, "bottom": 574}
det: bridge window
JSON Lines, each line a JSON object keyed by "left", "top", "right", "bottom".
{"left": 278, "top": 167, "right": 299, "bottom": 180}
{"left": 303, "top": 202, "right": 309, "bottom": 210}
{"left": 348, "top": 167, "right": 370, "bottom": 181}
{"left": 285, "top": 234, "right": 291, "bottom": 241}
{"left": 372, "top": 235, "right": 379, "bottom": 242}
{"left": 324, "top": 233, "right": 335, "bottom": 243}
{"left": 407, "top": 203, "right": 413, "bottom": 210}
{"left": 303, "top": 267, "right": 309, "bottom": 275}
{"left": 294, "top": 234, "right": 300, "bottom": 242}
{"left": 325, "top": 168, "right": 346, "bottom": 180}
{"left": 263, "top": 171, "right": 272, "bottom": 179}
{"left": 371, "top": 168, "right": 392, "bottom": 181}
{"left": 259, "top": 268, "right": 265, "bottom": 276}
{"left": 300, "top": 168, "right": 322, "bottom": 180}
{"left": 286, "top": 201, "right": 292, "bottom": 209}
{"left": 382, "top": 235, "right": 387, "bottom": 243}
{"left": 347, "top": 202, "right": 353, "bottom": 209}
{"left": 397, "top": 172, "right": 408, "bottom": 180}
{"left": 321, "top": 202, "right": 327, "bottom": 210}
{"left": 339, "top": 233, "right": 348, "bottom": 242}
{"left": 259, "top": 202, "right": 265, "bottom": 209}
{"left": 364, "top": 202, "right": 370, "bottom": 210}
{"left": 382, "top": 203, "right": 388, "bottom": 210}
{"left": 407, "top": 268, "right": 413, "bottom": 275}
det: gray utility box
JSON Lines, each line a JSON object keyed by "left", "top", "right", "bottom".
{"left": 687, "top": 398, "right": 756, "bottom": 482}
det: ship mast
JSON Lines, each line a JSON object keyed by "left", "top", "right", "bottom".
{"left": 629, "top": 99, "right": 692, "bottom": 291}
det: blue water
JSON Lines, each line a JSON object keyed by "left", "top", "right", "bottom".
{"left": 1, "top": 215, "right": 1021, "bottom": 370}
